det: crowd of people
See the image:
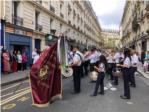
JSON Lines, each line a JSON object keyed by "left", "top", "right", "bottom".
{"left": 68, "top": 46, "right": 148, "bottom": 100}
{"left": 1, "top": 49, "right": 28, "bottom": 74}
{"left": 0, "top": 48, "right": 42, "bottom": 74}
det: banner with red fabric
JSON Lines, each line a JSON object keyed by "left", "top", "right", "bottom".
{"left": 30, "top": 42, "right": 62, "bottom": 107}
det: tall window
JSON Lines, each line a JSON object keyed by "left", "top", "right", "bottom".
{"left": 12, "top": 1, "right": 23, "bottom": 25}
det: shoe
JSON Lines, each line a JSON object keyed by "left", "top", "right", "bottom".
{"left": 130, "top": 84, "right": 136, "bottom": 88}
{"left": 120, "top": 95, "right": 130, "bottom": 99}
{"left": 70, "top": 91, "right": 79, "bottom": 94}
{"left": 98, "top": 92, "right": 104, "bottom": 95}
{"left": 90, "top": 94, "right": 97, "bottom": 97}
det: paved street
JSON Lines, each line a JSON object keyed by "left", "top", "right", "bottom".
{"left": 1, "top": 72, "right": 149, "bottom": 112}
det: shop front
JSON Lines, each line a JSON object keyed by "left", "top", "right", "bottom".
{"left": 5, "top": 33, "right": 32, "bottom": 65}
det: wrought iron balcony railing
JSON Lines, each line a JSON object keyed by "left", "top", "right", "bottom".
{"left": 35, "top": 24, "right": 43, "bottom": 31}
{"left": 12, "top": 15, "right": 23, "bottom": 26}
{"left": 60, "top": 13, "right": 64, "bottom": 18}
{"left": 50, "top": 5, "right": 55, "bottom": 13}
{"left": 145, "top": 1, "right": 149, "bottom": 11}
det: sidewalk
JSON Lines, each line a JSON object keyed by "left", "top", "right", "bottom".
{"left": 1, "top": 70, "right": 30, "bottom": 86}
{"left": 137, "top": 68, "right": 149, "bottom": 80}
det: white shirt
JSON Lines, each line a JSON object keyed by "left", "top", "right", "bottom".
{"left": 89, "top": 51, "right": 99, "bottom": 64}
{"left": 124, "top": 57, "right": 131, "bottom": 68}
{"left": 107, "top": 54, "right": 115, "bottom": 63}
{"left": 114, "top": 52, "right": 120, "bottom": 63}
{"left": 17, "top": 55, "right": 22, "bottom": 63}
{"left": 72, "top": 51, "right": 82, "bottom": 66}
{"left": 33, "top": 55, "right": 40, "bottom": 64}
{"left": 32, "top": 51, "right": 37, "bottom": 59}
{"left": 131, "top": 54, "right": 139, "bottom": 67}
{"left": 98, "top": 63, "right": 105, "bottom": 72}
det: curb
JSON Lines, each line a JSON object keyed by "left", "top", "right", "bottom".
{"left": 137, "top": 70, "right": 149, "bottom": 80}
{"left": 1, "top": 76, "right": 29, "bottom": 87}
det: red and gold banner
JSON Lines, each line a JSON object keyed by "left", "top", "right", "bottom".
{"left": 30, "top": 42, "right": 62, "bottom": 107}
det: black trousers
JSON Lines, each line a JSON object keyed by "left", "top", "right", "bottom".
{"left": 90, "top": 63, "right": 96, "bottom": 72}
{"left": 22, "top": 62, "right": 27, "bottom": 70}
{"left": 18, "top": 63, "right": 22, "bottom": 70}
{"left": 122, "top": 68, "right": 131, "bottom": 99}
{"left": 93, "top": 72, "right": 105, "bottom": 95}
{"left": 83, "top": 61, "right": 89, "bottom": 76}
{"left": 113, "top": 63, "right": 118, "bottom": 85}
{"left": 130, "top": 67, "right": 137, "bottom": 87}
{"left": 80, "top": 64, "right": 84, "bottom": 78}
{"left": 107, "top": 63, "right": 114, "bottom": 80}
{"left": 73, "top": 66, "right": 81, "bottom": 93}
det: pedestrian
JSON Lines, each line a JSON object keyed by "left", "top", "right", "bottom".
{"left": 91, "top": 55, "right": 107, "bottom": 96}
{"left": 11, "top": 51, "right": 18, "bottom": 72}
{"left": 141, "top": 50, "right": 145, "bottom": 65}
{"left": 33, "top": 50, "right": 40, "bottom": 64}
{"left": 17, "top": 51, "right": 22, "bottom": 71}
{"left": 70, "top": 46, "right": 82, "bottom": 94}
{"left": 145, "top": 51, "right": 149, "bottom": 71}
{"left": 117, "top": 48, "right": 131, "bottom": 99}
{"left": 2, "top": 49, "right": 11, "bottom": 74}
{"left": 31, "top": 48, "right": 37, "bottom": 66}
{"left": 130, "top": 50, "right": 139, "bottom": 87}
{"left": 22, "top": 52, "right": 28, "bottom": 70}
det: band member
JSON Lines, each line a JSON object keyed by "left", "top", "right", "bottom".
{"left": 107, "top": 50, "right": 115, "bottom": 81}
{"left": 117, "top": 48, "right": 131, "bottom": 99}
{"left": 91, "top": 55, "right": 107, "bottom": 96}
{"left": 70, "top": 46, "right": 82, "bottom": 94}
{"left": 89, "top": 48, "right": 99, "bottom": 72}
{"left": 130, "top": 50, "right": 139, "bottom": 87}
{"left": 83, "top": 48, "right": 90, "bottom": 76}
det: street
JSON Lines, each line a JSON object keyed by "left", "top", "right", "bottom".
{"left": 1, "top": 73, "right": 149, "bottom": 112}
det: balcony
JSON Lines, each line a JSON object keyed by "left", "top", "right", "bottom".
{"left": 36, "top": 24, "right": 43, "bottom": 31}
{"left": 12, "top": 15, "right": 23, "bottom": 26}
{"left": 50, "top": 5, "right": 55, "bottom": 13}
{"left": 132, "top": 16, "right": 140, "bottom": 32}
{"left": 60, "top": 13, "right": 64, "bottom": 18}
{"left": 60, "top": 0, "right": 64, "bottom": 4}
{"left": 145, "top": 1, "right": 149, "bottom": 11}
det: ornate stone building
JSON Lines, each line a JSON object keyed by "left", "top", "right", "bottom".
{"left": 0, "top": 0, "right": 102, "bottom": 60}
{"left": 102, "top": 29, "right": 120, "bottom": 49}
{"left": 120, "top": 1, "right": 149, "bottom": 52}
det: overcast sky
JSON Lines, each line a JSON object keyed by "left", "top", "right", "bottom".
{"left": 90, "top": 0, "right": 126, "bottom": 30}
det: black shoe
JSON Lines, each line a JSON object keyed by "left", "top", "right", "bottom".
{"left": 120, "top": 95, "right": 130, "bottom": 99}
{"left": 71, "top": 91, "right": 79, "bottom": 94}
{"left": 130, "top": 84, "right": 136, "bottom": 88}
{"left": 98, "top": 92, "right": 104, "bottom": 95}
{"left": 90, "top": 94, "right": 97, "bottom": 97}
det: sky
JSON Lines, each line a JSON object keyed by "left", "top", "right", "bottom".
{"left": 90, "top": 0, "right": 126, "bottom": 30}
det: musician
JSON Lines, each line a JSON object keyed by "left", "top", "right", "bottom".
{"left": 130, "top": 50, "right": 139, "bottom": 87}
{"left": 91, "top": 55, "right": 107, "bottom": 96}
{"left": 70, "top": 46, "right": 82, "bottom": 94}
{"left": 117, "top": 48, "right": 131, "bottom": 99}
{"left": 89, "top": 48, "right": 99, "bottom": 72}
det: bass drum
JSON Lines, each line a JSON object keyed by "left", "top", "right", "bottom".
{"left": 89, "top": 71, "right": 98, "bottom": 81}
{"left": 62, "top": 67, "right": 73, "bottom": 77}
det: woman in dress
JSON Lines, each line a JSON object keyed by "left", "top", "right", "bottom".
{"left": 2, "top": 50, "right": 11, "bottom": 73}
{"left": 11, "top": 51, "right": 18, "bottom": 72}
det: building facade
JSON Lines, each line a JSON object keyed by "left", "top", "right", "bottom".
{"left": 120, "top": 1, "right": 149, "bottom": 52}
{"left": 102, "top": 29, "right": 120, "bottom": 49}
{"left": 0, "top": 0, "right": 102, "bottom": 63}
